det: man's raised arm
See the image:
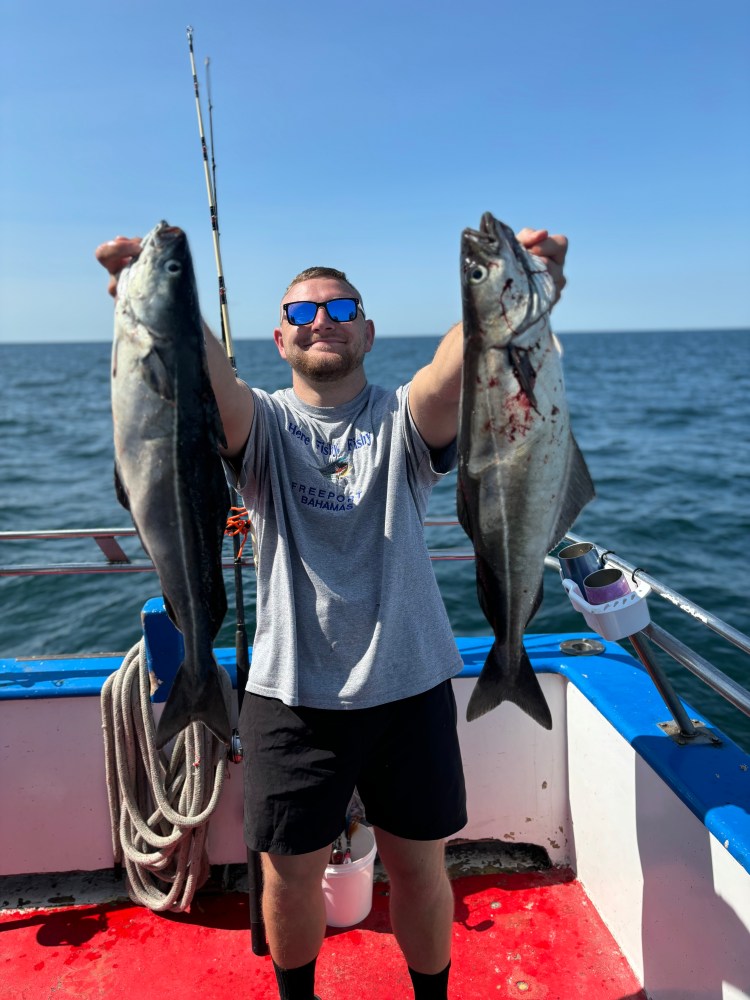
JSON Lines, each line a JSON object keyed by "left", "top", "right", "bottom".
{"left": 202, "top": 326, "right": 254, "bottom": 459}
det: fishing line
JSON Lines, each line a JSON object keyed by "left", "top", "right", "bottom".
{"left": 205, "top": 56, "right": 220, "bottom": 242}
{"left": 185, "top": 25, "right": 267, "bottom": 958}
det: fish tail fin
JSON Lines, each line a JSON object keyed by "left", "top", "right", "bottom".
{"left": 155, "top": 658, "right": 232, "bottom": 749}
{"left": 466, "top": 643, "right": 553, "bottom": 730}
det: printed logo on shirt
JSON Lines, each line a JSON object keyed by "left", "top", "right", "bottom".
{"left": 285, "top": 419, "right": 372, "bottom": 460}
{"left": 284, "top": 418, "right": 372, "bottom": 512}
{"left": 320, "top": 458, "right": 350, "bottom": 481}
{"left": 346, "top": 432, "right": 372, "bottom": 451}
{"left": 289, "top": 480, "right": 363, "bottom": 511}
{"left": 287, "top": 420, "right": 312, "bottom": 447}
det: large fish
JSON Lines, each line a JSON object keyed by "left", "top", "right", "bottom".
{"left": 112, "top": 221, "right": 231, "bottom": 748}
{"left": 457, "top": 212, "right": 595, "bottom": 727}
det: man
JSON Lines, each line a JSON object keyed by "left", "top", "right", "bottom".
{"left": 96, "top": 227, "right": 567, "bottom": 1000}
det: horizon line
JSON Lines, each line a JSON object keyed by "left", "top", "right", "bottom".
{"left": 1, "top": 326, "right": 749, "bottom": 347}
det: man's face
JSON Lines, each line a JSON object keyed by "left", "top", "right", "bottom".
{"left": 274, "top": 277, "right": 375, "bottom": 383}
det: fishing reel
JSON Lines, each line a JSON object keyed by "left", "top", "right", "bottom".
{"left": 228, "top": 728, "right": 244, "bottom": 764}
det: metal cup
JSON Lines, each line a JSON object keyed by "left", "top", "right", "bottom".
{"left": 558, "top": 542, "right": 601, "bottom": 595}
{"left": 583, "top": 568, "right": 633, "bottom": 605}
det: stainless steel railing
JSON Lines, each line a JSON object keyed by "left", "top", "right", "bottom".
{"left": 1, "top": 525, "right": 749, "bottom": 727}
{"left": 0, "top": 528, "right": 252, "bottom": 575}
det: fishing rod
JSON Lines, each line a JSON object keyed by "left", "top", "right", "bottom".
{"left": 185, "top": 25, "right": 267, "bottom": 958}
{"left": 186, "top": 25, "right": 235, "bottom": 368}
{"left": 186, "top": 23, "right": 250, "bottom": 719}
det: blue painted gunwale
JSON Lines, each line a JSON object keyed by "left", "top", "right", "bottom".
{"left": 1, "top": 605, "right": 748, "bottom": 875}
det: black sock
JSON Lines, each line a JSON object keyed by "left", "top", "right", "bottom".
{"left": 272, "top": 957, "right": 317, "bottom": 1000}
{"left": 408, "top": 961, "right": 451, "bottom": 999}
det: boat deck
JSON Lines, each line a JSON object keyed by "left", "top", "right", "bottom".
{"left": 1, "top": 864, "right": 646, "bottom": 1000}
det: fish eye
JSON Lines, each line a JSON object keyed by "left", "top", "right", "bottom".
{"left": 165, "top": 260, "right": 182, "bottom": 275}
{"left": 467, "top": 264, "right": 488, "bottom": 285}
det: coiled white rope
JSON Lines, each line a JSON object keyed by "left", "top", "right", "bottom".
{"left": 101, "top": 639, "right": 232, "bottom": 912}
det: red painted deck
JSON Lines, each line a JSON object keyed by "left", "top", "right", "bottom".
{"left": 1, "top": 868, "right": 646, "bottom": 999}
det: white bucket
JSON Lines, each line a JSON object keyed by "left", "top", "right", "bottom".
{"left": 321, "top": 825, "right": 377, "bottom": 927}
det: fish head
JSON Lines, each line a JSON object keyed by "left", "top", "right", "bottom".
{"left": 115, "top": 221, "right": 199, "bottom": 346}
{"left": 461, "top": 212, "right": 557, "bottom": 350}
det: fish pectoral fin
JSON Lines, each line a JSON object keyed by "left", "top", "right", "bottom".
{"left": 507, "top": 344, "right": 538, "bottom": 410}
{"left": 466, "top": 642, "right": 553, "bottom": 730}
{"left": 141, "top": 346, "right": 175, "bottom": 401}
{"left": 547, "top": 433, "right": 596, "bottom": 550}
{"left": 155, "top": 658, "right": 232, "bottom": 749}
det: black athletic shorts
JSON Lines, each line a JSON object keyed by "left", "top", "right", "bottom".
{"left": 237, "top": 680, "right": 467, "bottom": 855}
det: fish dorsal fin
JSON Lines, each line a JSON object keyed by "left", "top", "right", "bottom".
{"left": 548, "top": 433, "right": 596, "bottom": 550}
{"left": 114, "top": 464, "right": 131, "bottom": 511}
{"left": 204, "top": 384, "right": 228, "bottom": 451}
{"left": 456, "top": 476, "right": 474, "bottom": 543}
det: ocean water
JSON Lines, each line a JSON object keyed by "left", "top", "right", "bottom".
{"left": 1, "top": 330, "right": 749, "bottom": 751}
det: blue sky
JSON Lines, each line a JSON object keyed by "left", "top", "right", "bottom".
{"left": 1, "top": 0, "right": 748, "bottom": 342}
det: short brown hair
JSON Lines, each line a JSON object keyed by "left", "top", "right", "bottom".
{"left": 283, "top": 266, "right": 364, "bottom": 313}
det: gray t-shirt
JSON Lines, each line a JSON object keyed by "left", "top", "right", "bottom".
{"left": 228, "top": 381, "right": 464, "bottom": 709}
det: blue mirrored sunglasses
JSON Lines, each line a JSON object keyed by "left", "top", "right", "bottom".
{"left": 283, "top": 298, "right": 363, "bottom": 326}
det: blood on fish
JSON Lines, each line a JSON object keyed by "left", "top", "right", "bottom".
{"left": 501, "top": 389, "right": 535, "bottom": 442}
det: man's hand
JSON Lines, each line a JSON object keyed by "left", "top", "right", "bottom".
{"left": 516, "top": 228, "right": 568, "bottom": 302}
{"left": 94, "top": 236, "right": 142, "bottom": 298}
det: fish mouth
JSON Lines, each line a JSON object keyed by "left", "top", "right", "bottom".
{"left": 462, "top": 212, "right": 498, "bottom": 250}
{"left": 462, "top": 212, "right": 536, "bottom": 288}
{"left": 461, "top": 213, "right": 515, "bottom": 286}
{"left": 141, "top": 221, "right": 186, "bottom": 253}
{"left": 116, "top": 221, "right": 189, "bottom": 310}
{"left": 462, "top": 212, "right": 517, "bottom": 251}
